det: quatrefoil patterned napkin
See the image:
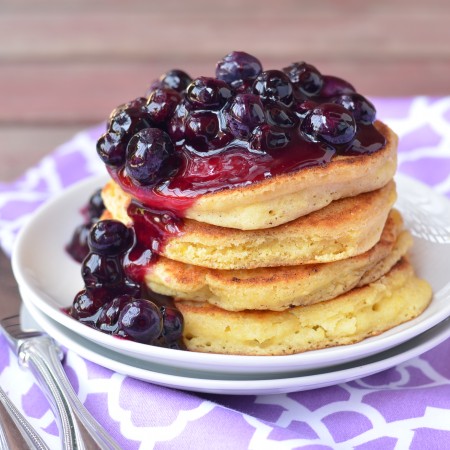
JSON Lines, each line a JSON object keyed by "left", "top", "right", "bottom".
{"left": 1, "top": 97, "right": 450, "bottom": 449}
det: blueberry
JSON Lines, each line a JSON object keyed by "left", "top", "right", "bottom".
{"left": 108, "top": 98, "right": 147, "bottom": 121}
{"left": 160, "top": 306, "right": 184, "bottom": 343}
{"left": 82, "top": 253, "right": 125, "bottom": 289}
{"left": 145, "top": 80, "right": 164, "bottom": 97}
{"left": 96, "top": 132, "right": 127, "bottom": 168}
{"left": 252, "top": 70, "right": 294, "bottom": 106}
{"left": 332, "top": 93, "right": 376, "bottom": 125}
{"left": 293, "top": 99, "right": 318, "bottom": 119}
{"left": 87, "top": 189, "right": 105, "bottom": 220}
{"left": 301, "top": 103, "right": 357, "bottom": 145}
{"left": 125, "top": 128, "right": 175, "bottom": 185}
{"left": 118, "top": 299, "right": 163, "bottom": 344}
{"left": 88, "top": 220, "right": 133, "bottom": 257}
{"left": 82, "top": 251, "right": 140, "bottom": 299}
{"left": 284, "top": 62, "right": 323, "bottom": 96}
{"left": 97, "top": 294, "right": 133, "bottom": 332}
{"left": 185, "top": 111, "right": 220, "bottom": 151}
{"left": 229, "top": 94, "right": 266, "bottom": 125}
{"left": 266, "top": 102, "right": 298, "bottom": 128}
{"left": 250, "top": 125, "right": 291, "bottom": 151}
{"left": 226, "top": 93, "right": 266, "bottom": 138}
{"left": 145, "top": 88, "right": 181, "bottom": 124}
{"left": 66, "top": 223, "right": 91, "bottom": 263}
{"left": 71, "top": 289, "right": 106, "bottom": 320}
{"left": 66, "top": 190, "right": 103, "bottom": 263}
{"left": 210, "top": 130, "right": 234, "bottom": 150}
{"left": 216, "top": 51, "right": 263, "bottom": 85}
{"left": 108, "top": 108, "right": 152, "bottom": 140}
{"left": 232, "top": 79, "right": 255, "bottom": 94}
{"left": 127, "top": 97, "right": 148, "bottom": 110}
{"left": 186, "top": 77, "right": 232, "bottom": 109}
{"left": 320, "top": 75, "right": 356, "bottom": 98}
{"left": 160, "top": 69, "right": 192, "bottom": 92}
{"left": 167, "top": 101, "right": 191, "bottom": 143}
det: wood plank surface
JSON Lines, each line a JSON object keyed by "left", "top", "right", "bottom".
{"left": 1, "top": 0, "right": 450, "bottom": 131}
{"left": 1, "top": 12, "right": 448, "bottom": 61}
{"left": 0, "top": 125, "right": 83, "bottom": 181}
{"left": 3, "top": 60, "right": 450, "bottom": 127}
{"left": 1, "top": 7, "right": 449, "bottom": 65}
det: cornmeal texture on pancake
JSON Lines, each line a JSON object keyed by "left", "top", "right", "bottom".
{"left": 176, "top": 259, "right": 432, "bottom": 356}
{"left": 103, "top": 121, "right": 397, "bottom": 230}
{"left": 103, "top": 180, "right": 397, "bottom": 269}
{"left": 145, "top": 210, "right": 412, "bottom": 311}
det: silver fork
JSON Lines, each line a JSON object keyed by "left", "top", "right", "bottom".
{"left": 0, "top": 314, "right": 121, "bottom": 450}
{"left": 0, "top": 384, "right": 50, "bottom": 449}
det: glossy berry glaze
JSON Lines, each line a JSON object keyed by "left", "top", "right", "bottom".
{"left": 65, "top": 189, "right": 105, "bottom": 262}
{"left": 67, "top": 219, "right": 185, "bottom": 349}
{"left": 98, "top": 52, "right": 386, "bottom": 216}
{"left": 68, "top": 52, "right": 386, "bottom": 348}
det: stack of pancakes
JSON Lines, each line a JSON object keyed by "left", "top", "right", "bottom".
{"left": 102, "top": 121, "right": 432, "bottom": 355}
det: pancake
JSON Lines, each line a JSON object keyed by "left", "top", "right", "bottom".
{"left": 103, "top": 179, "right": 397, "bottom": 269}
{"left": 68, "top": 55, "right": 433, "bottom": 357}
{"left": 105, "top": 121, "right": 397, "bottom": 230}
{"left": 145, "top": 211, "right": 412, "bottom": 311}
{"left": 176, "top": 258, "right": 432, "bottom": 356}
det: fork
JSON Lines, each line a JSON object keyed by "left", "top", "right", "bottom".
{"left": 0, "top": 314, "right": 121, "bottom": 450}
{"left": 0, "top": 384, "right": 50, "bottom": 449}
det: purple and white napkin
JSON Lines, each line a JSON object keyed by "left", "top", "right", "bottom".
{"left": 1, "top": 97, "right": 450, "bottom": 449}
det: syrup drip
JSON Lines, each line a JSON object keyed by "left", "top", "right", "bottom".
{"left": 343, "top": 125, "right": 386, "bottom": 155}
{"left": 122, "top": 200, "right": 185, "bottom": 281}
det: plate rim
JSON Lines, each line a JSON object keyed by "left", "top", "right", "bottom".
{"left": 21, "top": 296, "right": 450, "bottom": 395}
{"left": 11, "top": 173, "right": 450, "bottom": 375}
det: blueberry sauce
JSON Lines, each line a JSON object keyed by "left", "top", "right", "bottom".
{"left": 67, "top": 219, "right": 185, "bottom": 349}
{"left": 122, "top": 201, "right": 185, "bottom": 282}
{"left": 67, "top": 52, "right": 387, "bottom": 349}
{"left": 66, "top": 189, "right": 105, "bottom": 262}
{"left": 109, "top": 134, "right": 336, "bottom": 215}
{"left": 97, "top": 52, "right": 385, "bottom": 217}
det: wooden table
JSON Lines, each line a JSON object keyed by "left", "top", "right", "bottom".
{"left": 1, "top": 0, "right": 450, "bottom": 313}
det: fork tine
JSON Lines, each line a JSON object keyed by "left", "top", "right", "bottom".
{"left": 1, "top": 314, "right": 41, "bottom": 333}
{"left": 0, "top": 314, "right": 43, "bottom": 351}
{"left": 0, "top": 314, "right": 21, "bottom": 327}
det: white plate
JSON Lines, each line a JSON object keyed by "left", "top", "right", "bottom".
{"left": 21, "top": 297, "right": 450, "bottom": 395}
{"left": 12, "top": 174, "right": 450, "bottom": 375}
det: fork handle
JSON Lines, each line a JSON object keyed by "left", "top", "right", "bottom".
{"left": 0, "top": 385, "right": 50, "bottom": 449}
{"left": 19, "top": 336, "right": 121, "bottom": 450}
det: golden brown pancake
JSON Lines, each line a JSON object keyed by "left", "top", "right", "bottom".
{"left": 104, "top": 121, "right": 397, "bottom": 230}
{"left": 176, "top": 259, "right": 432, "bottom": 356}
{"left": 103, "top": 180, "right": 397, "bottom": 270}
{"left": 145, "top": 211, "right": 412, "bottom": 311}
{"left": 73, "top": 56, "right": 433, "bottom": 359}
